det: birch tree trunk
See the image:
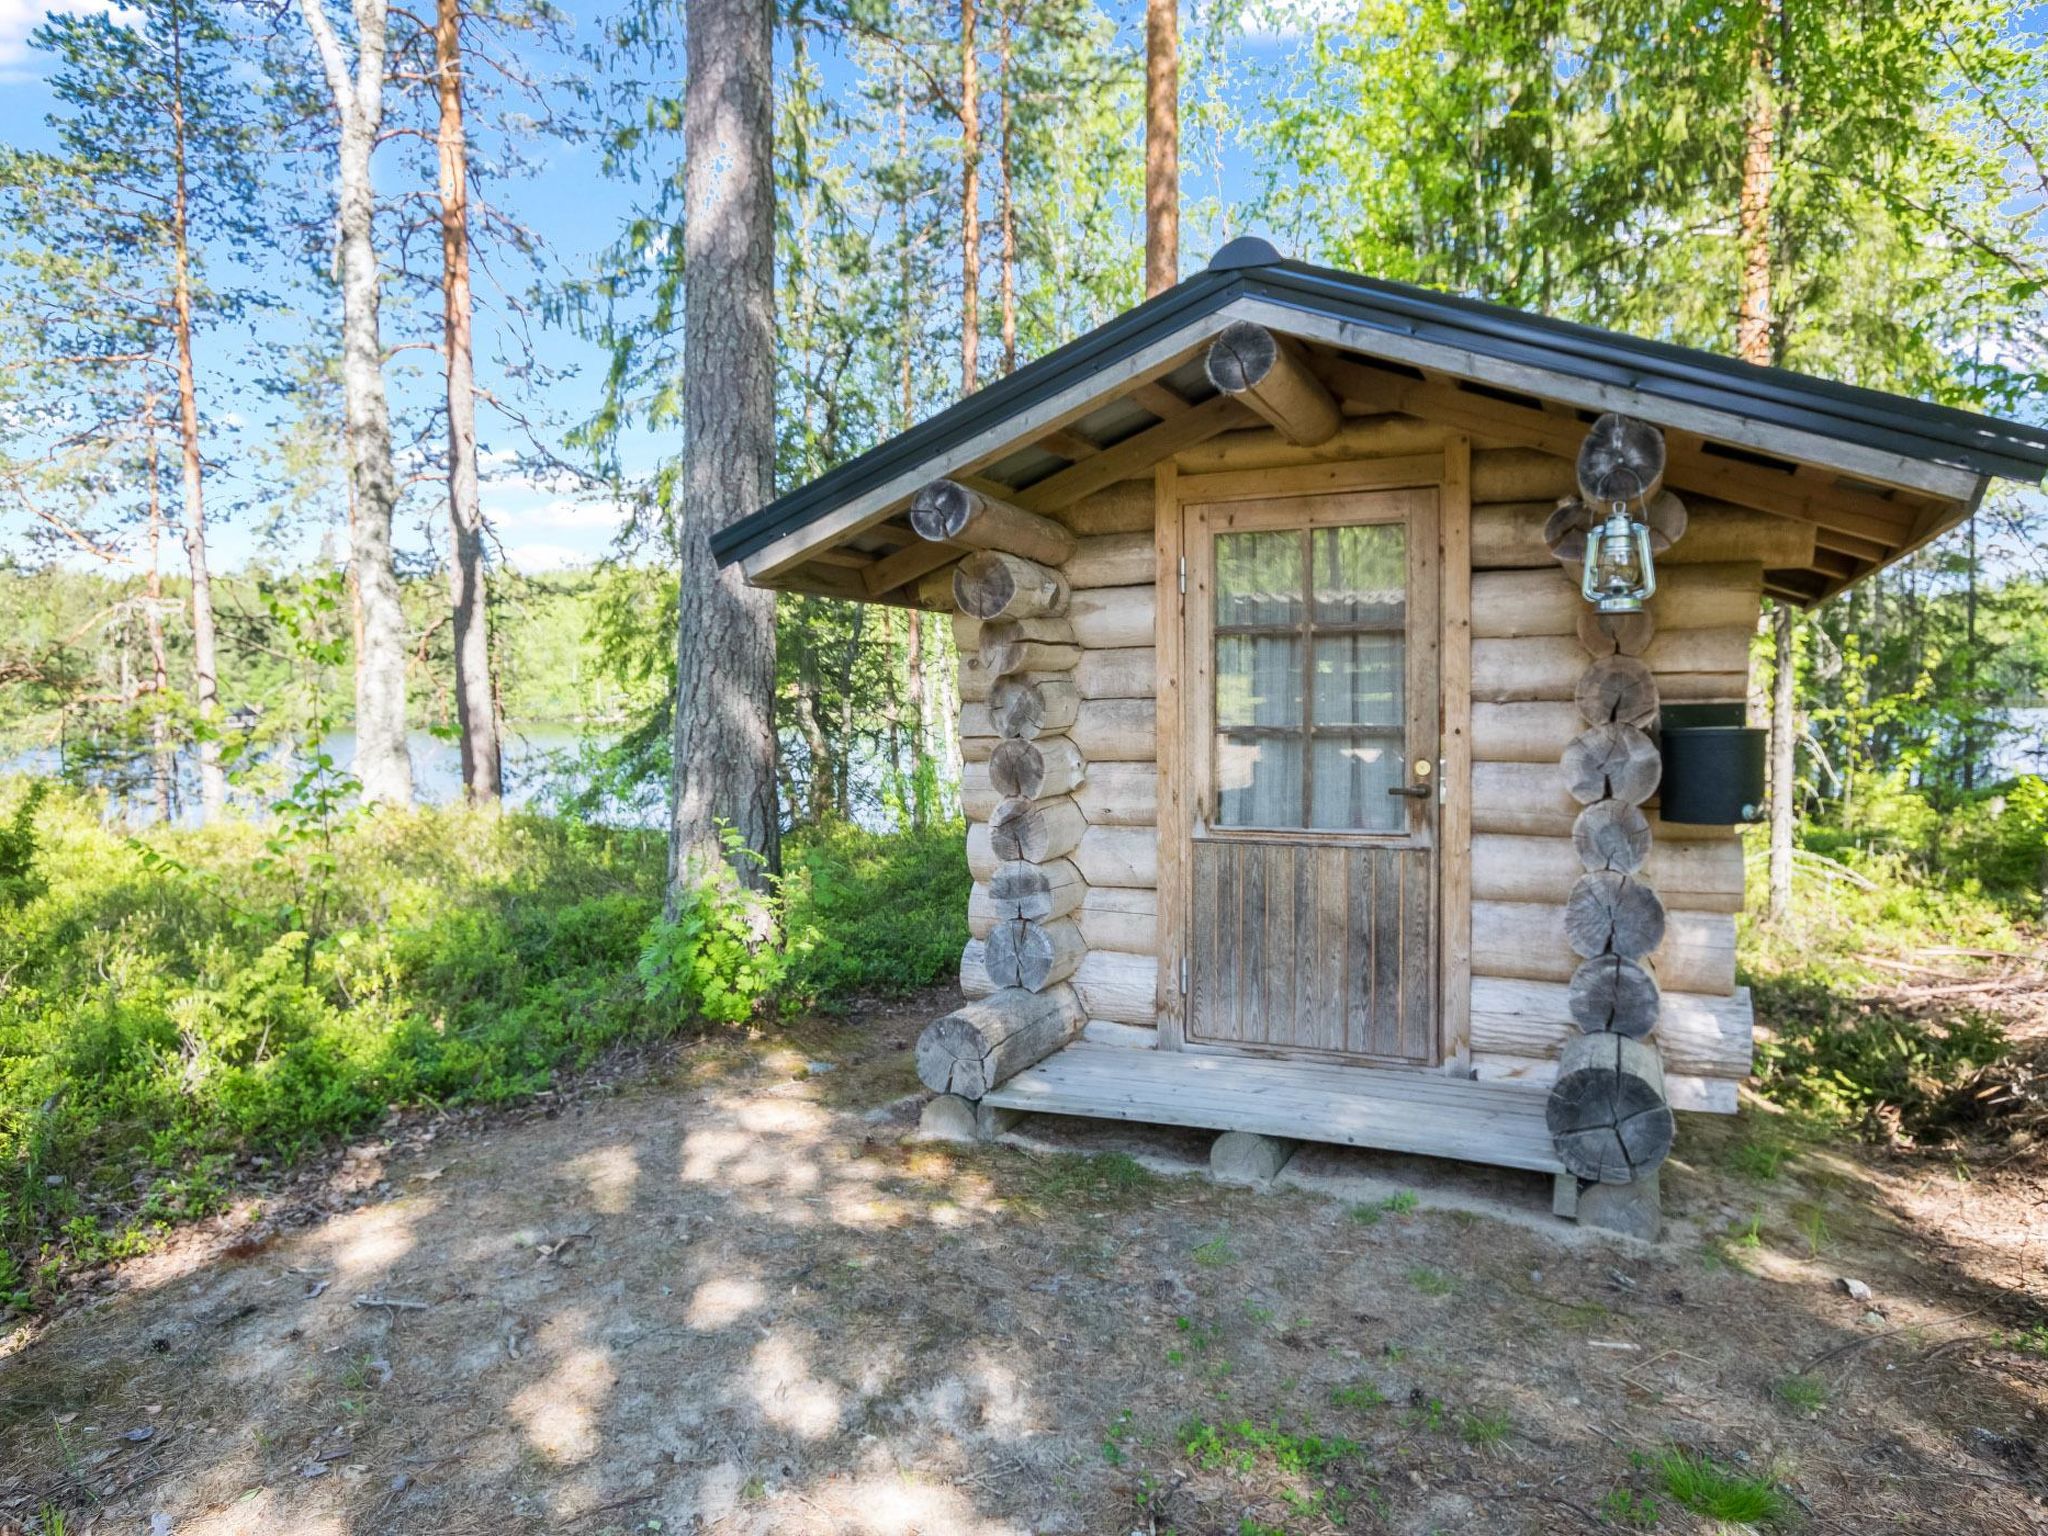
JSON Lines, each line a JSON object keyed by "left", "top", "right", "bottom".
{"left": 301, "top": 0, "right": 412, "bottom": 806}
{"left": 167, "top": 0, "right": 224, "bottom": 820}
{"left": 1768, "top": 602, "right": 1795, "bottom": 920}
{"left": 1143, "top": 0, "right": 1178, "bottom": 296}
{"left": 1738, "top": 0, "right": 1795, "bottom": 920}
{"left": 667, "top": 0, "right": 779, "bottom": 898}
{"left": 435, "top": 0, "right": 500, "bottom": 803}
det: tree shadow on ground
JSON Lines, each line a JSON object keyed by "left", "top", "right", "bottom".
{"left": 2, "top": 987, "right": 2045, "bottom": 1535}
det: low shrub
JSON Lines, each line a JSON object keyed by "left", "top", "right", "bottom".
{"left": 0, "top": 782, "right": 969, "bottom": 1293}
{"left": 777, "top": 818, "right": 969, "bottom": 1005}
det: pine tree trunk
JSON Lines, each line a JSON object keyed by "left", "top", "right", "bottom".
{"left": 301, "top": 0, "right": 412, "bottom": 806}
{"left": 997, "top": 7, "right": 1016, "bottom": 375}
{"left": 167, "top": 0, "right": 224, "bottom": 820}
{"left": 144, "top": 395, "right": 174, "bottom": 823}
{"left": 435, "top": 0, "right": 500, "bottom": 804}
{"left": 959, "top": 0, "right": 980, "bottom": 396}
{"left": 1143, "top": 0, "right": 1179, "bottom": 296}
{"left": 667, "top": 0, "right": 780, "bottom": 899}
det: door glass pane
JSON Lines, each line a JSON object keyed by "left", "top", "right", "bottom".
{"left": 1311, "top": 732, "right": 1405, "bottom": 830}
{"left": 1208, "top": 517, "right": 1412, "bottom": 833}
{"left": 1217, "top": 733, "right": 1304, "bottom": 827}
{"left": 1216, "top": 635, "right": 1302, "bottom": 727}
{"left": 1313, "top": 524, "right": 1405, "bottom": 626}
{"left": 1215, "top": 531, "right": 1303, "bottom": 627}
{"left": 1313, "top": 633, "right": 1404, "bottom": 727}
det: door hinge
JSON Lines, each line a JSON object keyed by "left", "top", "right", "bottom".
{"left": 1177, "top": 555, "right": 1187, "bottom": 595}
{"left": 1179, "top": 956, "right": 1190, "bottom": 995}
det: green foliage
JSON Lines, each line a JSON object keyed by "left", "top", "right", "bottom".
{"left": 1176, "top": 1416, "right": 1361, "bottom": 1479}
{"left": 0, "top": 780, "right": 47, "bottom": 909}
{"left": 0, "top": 782, "right": 979, "bottom": 1297}
{"left": 1740, "top": 826, "right": 2027, "bottom": 1137}
{"left": 1654, "top": 1450, "right": 1790, "bottom": 1526}
{"left": 638, "top": 828, "right": 788, "bottom": 1025}
{"left": 1407, "top": 1266, "right": 1456, "bottom": 1297}
{"left": 1749, "top": 974, "right": 2009, "bottom": 1133}
{"left": 776, "top": 819, "right": 970, "bottom": 1006}
{"left": 1995, "top": 1323, "right": 2048, "bottom": 1358}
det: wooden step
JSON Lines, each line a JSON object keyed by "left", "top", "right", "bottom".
{"left": 981, "top": 1044, "right": 1564, "bottom": 1174}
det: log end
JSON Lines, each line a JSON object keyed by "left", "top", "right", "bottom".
{"left": 909, "top": 479, "right": 975, "bottom": 543}
{"left": 1204, "top": 320, "right": 1279, "bottom": 394}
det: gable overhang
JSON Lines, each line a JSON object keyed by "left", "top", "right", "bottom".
{"left": 713, "top": 258, "right": 2045, "bottom": 607}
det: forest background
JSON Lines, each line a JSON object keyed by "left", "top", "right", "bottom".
{"left": 0, "top": 0, "right": 2044, "bottom": 1297}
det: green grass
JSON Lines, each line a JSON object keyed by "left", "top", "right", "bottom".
{"left": 1458, "top": 1408, "right": 1511, "bottom": 1447}
{"left": 1025, "top": 1151, "right": 1158, "bottom": 1205}
{"left": 1407, "top": 1265, "right": 1456, "bottom": 1297}
{"left": 1731, "top": 1135, "right": 1792, "bottom": 1181}
{"left": 1771, "top": 1374, "right": 1828, "bottom": 1413}
{"left": 1177, "top": 1416, "right": 1361, "bottom": 1478}
{"left": 1598, "top": 1486, "right": 1659, "bottom": 1528}
{"left": 1998, "top": 1322, "right": 2048, "bottom": 1357}
{"left": 1193, "top": 1232, "right": 1239, "bottom": 1267}
{"left": 1329, "top": 1381, "right": 1385, "bottom": 1411}
{"left": 1655, "top": 1449, "right": 1790, "bottom": 1526}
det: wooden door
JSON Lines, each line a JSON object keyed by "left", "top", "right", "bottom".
{"left": 1182, "top": 487, "right": 1441, "bottom": 1064}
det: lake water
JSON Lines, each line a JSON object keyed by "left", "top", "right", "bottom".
{"left": 6, "top": 724, "right": 650, "bottom": 828}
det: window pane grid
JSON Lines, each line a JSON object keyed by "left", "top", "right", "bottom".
{"left": 1212, "top": 522, "right": 1409, "bottom": 832}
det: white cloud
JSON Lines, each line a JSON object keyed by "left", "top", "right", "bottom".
{"left": 1, "top": 0, "right": 125, "bottom": 73}
{"left": 505, "top": 542, "right": 593, "bottom": 573}
{"left": 486, "top": 496, "right": 626, "bottom": 534}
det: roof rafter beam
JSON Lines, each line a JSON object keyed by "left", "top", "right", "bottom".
{"left": 1315, "top": 355, "right": 1930, "bottom": 552}
{"left": 1235, "top": 292, "right": 1987, "bottom": 503}
{"left": 1013, "top": 393, "right": 1251, "bottom": 512}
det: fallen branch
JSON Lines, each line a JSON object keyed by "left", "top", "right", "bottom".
{"left": 353, "top": 1293, "right": 432, "bottom": 1312}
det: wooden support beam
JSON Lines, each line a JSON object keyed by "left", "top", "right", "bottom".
{"left": 909, "top": 479, "right": 1077, "bottom": 565}
{"left": 1037, "top": 427, "right": 1101, "bottom": 461}
{"left": 810, "top": 547, "right": 876, "bottom": 570}
{"left": 1015, "top": 393, "right": 1249, "bottom": 511}
{"left": 1204, "top": 321, "right": 1342, "bottom": 446}
{"left": 863, "top": 538, "right": 962, "bottom": 600}
{"left": 1129, "top": 381, "right": 1193, "bottom": 418}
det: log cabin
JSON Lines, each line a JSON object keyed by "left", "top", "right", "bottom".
{"left": 712, "top": 238, "right": 2048, "bottom": 1234}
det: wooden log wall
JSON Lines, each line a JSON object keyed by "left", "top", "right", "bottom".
{"left": 1531, "top": 416, "right": 1688, "bottom": 1190}
{"left": 927, "top": 402, "right": 1761, "bottom": 1132}
{"left": 957, "top": 479, "right": 1162, "bottom": 1055}
{"left": 1464, "top": 440, "right": 1761, "bottom": 1113}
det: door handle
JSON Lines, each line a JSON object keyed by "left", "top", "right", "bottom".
{"left": 1387, "top": 784, "right": 1432, "bottom": 799}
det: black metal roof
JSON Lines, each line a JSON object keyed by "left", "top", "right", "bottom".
{"left": 712, "top": 251, "right": 2048, "bottom": 568}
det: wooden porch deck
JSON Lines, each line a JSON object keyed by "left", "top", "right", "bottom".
{"left": 980, "top": 1043, "right": 1566, "bottom": 1175}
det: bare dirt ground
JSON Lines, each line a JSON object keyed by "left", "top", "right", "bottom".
{"left": 3, "top": 985, "right": 2047, "bottom": 1535}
